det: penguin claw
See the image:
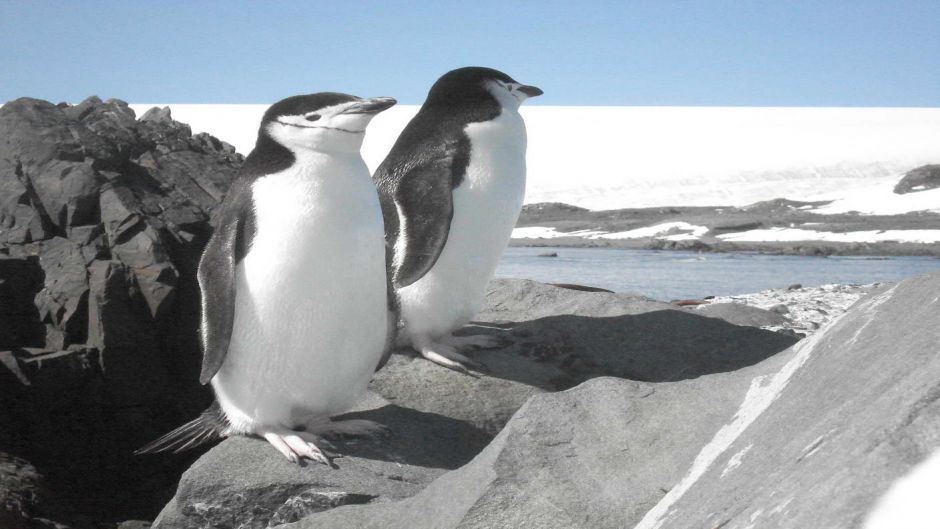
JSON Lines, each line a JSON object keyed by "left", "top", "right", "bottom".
{"left": 264, "top": 431, "right": 332, "bottom": 465}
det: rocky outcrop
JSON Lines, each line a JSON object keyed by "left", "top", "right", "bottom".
{"left": 894, "top": 164, "right": 940, "bottom": 194}
{"left": 0, "top": 451, "right": 75, "bottom": 529}
{"left": 153, "top": 279, "right": 798, "bottom": 528}
{"left": 0, "top": 96, "right": 243, "bottom": 525}
{"left": 154, "top": 270, "right": 940, "bottom": 529}
{"left": 275, "top": 270, "right": 940, "bottom": 529}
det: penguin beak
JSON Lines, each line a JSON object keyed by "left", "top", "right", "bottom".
{"left": 517, "top": 85, "right": 543, "bottom": 98}
{"left": 342, "top": 97, "right": 397, "bottom": 114}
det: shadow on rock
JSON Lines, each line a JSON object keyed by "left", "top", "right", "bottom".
{"left": 484, "top": 309, "right": 798, "bottom": 387}
{"left": 330, "top": 405, "right": 493, "bottom": 470}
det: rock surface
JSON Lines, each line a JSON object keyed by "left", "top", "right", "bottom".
{"left": 0, "top": 451, "right": 74, "bottom": 529}
{"left": 153, "top": 279, "right": 798, "bottom": 528}
{"left": 152, "top": 270, "right": 940, "bottom": 529}
{"left": 0, "top": 96, "right": 243, "bottom": 525}
{"left": 270, "top": 269, "right": 940, "bottom": 529}
{"left": 894, "top": 164, "right": 940, "bottom": 194}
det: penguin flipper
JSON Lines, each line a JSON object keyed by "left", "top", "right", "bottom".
{"left": 134, "top": 402, "right": 227, "bottom": 455}
{"left": 387, "top": 159, "right": 455, "bottom": 288}
{"left": 197, "top": 181, "right": 256, "bottom": 384}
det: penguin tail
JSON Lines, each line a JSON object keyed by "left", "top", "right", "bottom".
{"left": 134, "top": 402, "right": 228, "bottom": 455}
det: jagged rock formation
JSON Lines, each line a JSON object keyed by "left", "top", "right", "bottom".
{"left": 0, "top": 96, "right": 243, "bottom": 526}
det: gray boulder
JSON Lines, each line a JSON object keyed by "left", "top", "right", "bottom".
{"left": 278, "top": 269, "right": 940, "bottom": 529}
{"left": 155, "top": 279, "right": 797, "bottom": 528}
{"left": 372, "top": 279, "right": 795, "bottom": 435}
{"left": 893, "top": 164, "right": 940, "bottom": 194}
{"left": 152, "top": 397, "right": 491, "bottom": 529}
{"left": 692, "top": 301, "right": 789, "bottom": 329}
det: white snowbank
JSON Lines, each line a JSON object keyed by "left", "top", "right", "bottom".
{"left": 128, "top": 104, "right": 940, "bottom": 211}
{"left": 810, "top": 181, "right": 940, "bottom": 215}
{"left": 598, "top": 222, "right": 708, "bottom": 241}
{"left": 515, "top": 224, "right": 940, "bottom": 244}
{"left": 512, "top": 222, "right": 708, "bottom": 241}
{"left": 510, "top": 227, "right": 606, "bottom": 239}
{"left": 717, "top": 228, "right": 940, "bottom": 244}
{"left": 864, "top": 448, "right": 940, "bottom": 529}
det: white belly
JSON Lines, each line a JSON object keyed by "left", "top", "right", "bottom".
{"left": 212, "top": 154, "right": 389, "bottom": 432}
{"left": 399, "top": 109, "right": 527, "bottom": 341}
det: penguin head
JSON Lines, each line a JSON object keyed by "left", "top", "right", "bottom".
{"left": 261, "top": 92, "right": 396, "bottom": 153}
{"left": 425, "top": 67, "right": 543, "bottom": 111}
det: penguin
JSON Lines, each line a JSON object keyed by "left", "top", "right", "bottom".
{"left": 373, "top": 67, "right": 542, "bottom": 373}
{"left": 137, "top": 92, "right": 398, "bottom": 464}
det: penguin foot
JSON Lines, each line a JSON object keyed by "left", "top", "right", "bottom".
{"left": 262, "top": 431, "right": 332, "bottom": 466}
{"left": 414, "top": 337, "right": 488, "bottom": 376}
{"left": 442, "top": 333, "right": 507, "bottom": 351}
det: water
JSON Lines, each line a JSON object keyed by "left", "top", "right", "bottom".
{"left": 496, "top": 246, "right": 940, "bottom": 300}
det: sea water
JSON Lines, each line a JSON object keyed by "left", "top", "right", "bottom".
{"left": 496, "top": 246, "right": 940, "bottom": 300}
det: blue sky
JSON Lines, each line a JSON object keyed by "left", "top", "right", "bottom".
{"left": 2, "top": 1, "right": 938, "bottom": 106}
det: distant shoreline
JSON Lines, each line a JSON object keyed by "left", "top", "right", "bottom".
{"left": 509, "top": 238, "right": 940, "bottom": 257}
{"left": 512, "top": 194, "right": 940, "bottom": 257}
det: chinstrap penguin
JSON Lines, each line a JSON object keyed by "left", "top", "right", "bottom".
{"left": 137, "top": 92, "right": 398, "bottom": 464}
{"left": 373, "top": 66, "right": 542, "bottom": 374}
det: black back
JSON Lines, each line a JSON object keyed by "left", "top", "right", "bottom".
{"left": 373, "top": 67, "right": 517, "bottom": 288}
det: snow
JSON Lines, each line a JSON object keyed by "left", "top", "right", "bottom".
{"left": 511, "top": 226, "right": 599, "bottom": 239}
{"left": 129, "top": 104, "right": 940, "bottom": 211}
{"left": 809, "top": 180, "right": 940, "bottom": 215}
{"left": 515, "top": 224, "right": 940, "bottom": 244}
{"left": 511, "top": 222, "right": 708, "bottom": 241}
{"left": 717, "top": 228, "right": 940, "bottom": 244}
{"left": 864, "top": 448, "right": 940, "bottom": 529}
{"left": 598, "top": 222, "right": 708, "bottom": 241}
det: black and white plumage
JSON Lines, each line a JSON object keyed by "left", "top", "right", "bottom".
{"left": 137, "top": 92, "right": 398, "bottom": 464}
{"left": 373, "top": 67, "right": 541, "bottom": 373}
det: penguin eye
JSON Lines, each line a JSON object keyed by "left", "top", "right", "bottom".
{"left": 305, "top": 114, "right": 321, "bottom": 122}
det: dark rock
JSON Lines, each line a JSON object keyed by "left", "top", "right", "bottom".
{"left": 548, "top": 282, "right": 613, "bottom": 293}
{"left": 738, "top": 198, "right": 828, "bottom": 214}
{"left": 893, "top": 164, "right": 940, "bottom": 194}
{"left": 537, "top": 251, "right": 558, "bottom": 257}
{"left": 671, "top": 299, "right": 708, "bottom": 306}
{"left": 116, "top": 522, "right": 152, "bottom": 529}
{"left": 0, "top": 256, "right": 45, "bottom": 349}
{"left": 518, "top": 202, "right": 589, "bottom": 223}
{"left": 33, "top": 237, "right": 90, "bottom": 348}
{"left": 0, "top": 166, "right": 55, "bottom": 244}
{"left": 787, "top": 283, "right": 803, "bottom": 290}
{"left": 0, "top": 452, "right": 75, "bottom": 529}
{"left": 0, "top": 95, "right": 244, "bottom": 525}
